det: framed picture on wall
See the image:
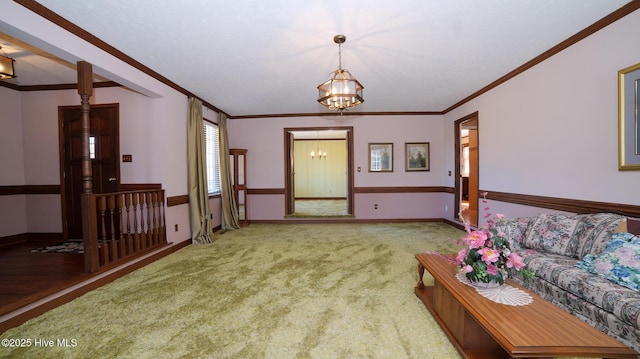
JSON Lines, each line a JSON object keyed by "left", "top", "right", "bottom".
{"left": 405, "top": 142, "right": 430, "bottom": 171}
{"left": 618, "top": 62, "right": 640, "bottom": 170}
{"left": 368, "top": 143, "right": 393, "bottom": 172}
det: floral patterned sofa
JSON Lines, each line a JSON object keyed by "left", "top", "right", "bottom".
{"left": 500, "top": 212, "right": 640, "bottom": 352}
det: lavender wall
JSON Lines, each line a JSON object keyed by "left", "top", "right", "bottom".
{"left": 444, "top": 9, "right": 640, "bottom": 224}
{"left": 227, "top": 115, "right": 447, "bottom": 220}
{"left": 0, "top": 87, "right": 28, "bottom": 236}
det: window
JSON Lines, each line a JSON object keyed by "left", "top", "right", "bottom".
{"left": 89, "top": 136, "right": 96, "bottom": 159}
{"left": 204, "top": 120, "right": 221, "bottom": 194}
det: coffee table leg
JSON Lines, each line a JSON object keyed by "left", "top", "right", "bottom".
{"left": 417, "top": 262, "right": 425, "bottom": 289}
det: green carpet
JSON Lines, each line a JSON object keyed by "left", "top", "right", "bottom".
{"left": 1, "top": 223, "right": 466, "bottom": 358}
{"left": 288, "top": 200, "right": 351, "bottom": 218}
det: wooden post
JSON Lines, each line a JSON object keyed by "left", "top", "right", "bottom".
{"left": 78, "top": 61, "right": 99, "bottom": 273}
{"left": 78, "top": 61, "right": 93, "bottom": 194}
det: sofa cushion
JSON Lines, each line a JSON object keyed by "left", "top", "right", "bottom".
{"left": 577, "top": 232, "right": 640, "bottom": 292}
{"left": 524, "top": 214, "right": 580, "bottom": 256}
{"left": 494, "top": 217, "right": 534, "bottom": 253}
{"left": 574, "top": 213, "right": 624, "bottom": 259}
{"left": 521, "top": 252, "right": 640, "bottom": 330}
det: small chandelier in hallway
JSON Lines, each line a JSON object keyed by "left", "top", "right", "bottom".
{"left": 317, "top": 35, "right": 364, "bottom": 113}
{"left": 310, "top": 132, "right": 326, "bottom": 159}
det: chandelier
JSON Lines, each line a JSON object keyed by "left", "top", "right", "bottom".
{"left": 0, "top": 46, "right": 17, "bottom": 80}
{"left": 317, "top": 35, "right": 364, "bottom": 113}
{"left": 310, "top": 131, "right": 326, "bottom": 159}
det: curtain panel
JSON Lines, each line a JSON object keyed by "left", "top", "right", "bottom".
{"left": 219, "top": 113, "right": 240, "bottom": 230}
{"left": 187, "top": 97, "right": 214, "bottom": 244}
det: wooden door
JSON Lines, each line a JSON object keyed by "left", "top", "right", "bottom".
{"left": 286, "top": 130, "right": 296, "bottom": 214}
{"left": 60, "top": 104, "right": 119, "bottom": 239}
{"left": 467, "top": 129, "right": 479, "bottom": 226}
{"left": 345, "top": 129, "right": 354, "bottom": 215}
{"left": 454, "top": 113, "right": 479, "bottom": 227}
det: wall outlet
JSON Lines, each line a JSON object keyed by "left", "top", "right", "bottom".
{"left": 374, "top": 204, "right": 378, "bottom": 210}
{"left": 174, "top": 224, "right": 178, "bottom": 232}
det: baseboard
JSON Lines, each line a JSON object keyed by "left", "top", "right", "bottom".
{"left": 442, "top": 218, "right": 465, "bottom": 230}
{"left": 0, "top": 232, "right": 64, "bottom": 247}
{"left": 249, "top": 218, "right": 445, "bottom": 225}
{"left": 0, "top": 233, "right": 28, "bottom": 247}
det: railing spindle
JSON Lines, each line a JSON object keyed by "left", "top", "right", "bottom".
{"left": 107, "top": 195, "right": 118, "bottom": 261}
{"left": 116, "top": 194, "right": 125, "bottom": 258}
{"left": 132, "top": 192, "right": 140, "bottom": 252}
{"left": 85, "top": 189, "right": 167, "bottom": 272}
{"left": 124, "top": 193, "right": 133, "bottom": 255}
{"left": 98, "top": 196, "right": 109, "bottom": 265}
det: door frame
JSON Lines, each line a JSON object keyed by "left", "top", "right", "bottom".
{"left": 454, "top": 112, "right": 479, "bottom": 226}
{"left": 58, "top": 103, "right": 120, "bottom": 240}
{"left": 284, "top": 126, "right": 354, "bottom": 216}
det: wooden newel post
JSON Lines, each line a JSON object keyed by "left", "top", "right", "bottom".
{"left": 78, "top": 61, "right": 99, "bottom": 272}
{"left": 78, "top": 61, "right": 93, "bottom": 194}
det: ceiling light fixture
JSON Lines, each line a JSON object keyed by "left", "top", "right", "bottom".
{"left": 310, "top": 131, "right": 327, "bottom": 159}
{"left": 317, "top": 35, "right": 364, "bottom": 113}
{"left": 0, "top": 46, "right": 17, "bottom": 80}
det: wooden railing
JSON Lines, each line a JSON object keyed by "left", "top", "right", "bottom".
{"left": 82, "top": 189, "right": 167, "bottom": 273}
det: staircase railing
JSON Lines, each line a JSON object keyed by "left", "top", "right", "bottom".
{"left": 82, "top": 189, "right": 167, "bottom": 272}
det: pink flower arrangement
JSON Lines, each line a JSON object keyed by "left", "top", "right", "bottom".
{"left": 457, "top": 192, "right": 534, "bottom": 285}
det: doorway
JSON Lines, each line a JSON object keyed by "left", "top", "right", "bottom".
{"left": 455, "top": 113, "right": 479, "bottom": 227}
{"left": 59, "top": 104, "right": 120, "bottom": 239}
{"left": 285, "top": 127, "right": 354, "bottom": 217}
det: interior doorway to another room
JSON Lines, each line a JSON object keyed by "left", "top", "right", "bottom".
{"left": 285, "top": 127, "right": 354, "bottom": 217}
{"left": 455, "top": 113, "right": 479, "bottom": 227}
{"left": 59, "top": 104, "right": 120, "bottom": 239}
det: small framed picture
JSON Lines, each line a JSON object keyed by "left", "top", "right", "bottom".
{"left": 368, "top": 143, "right": 393, "bottom": 172}
{"left": 405, "top": 143, "right": 430, "bottom": 171}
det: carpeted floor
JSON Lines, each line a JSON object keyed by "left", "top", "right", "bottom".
{"left": 290, "top": 200, "right": 350, "bottom": 217}
{"left": 2, "top": 223, "right": 466, "bottom": 358}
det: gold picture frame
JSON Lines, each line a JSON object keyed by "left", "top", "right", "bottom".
{"left": 368, "top": 143, "right": 393, "bottom": 172}
{"left": 618, "top": 62, "right": 640, "bottom": 170}
{"left": 405, "top": 143, "right": 430, "bottom": 171}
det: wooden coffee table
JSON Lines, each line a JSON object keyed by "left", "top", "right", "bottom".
{"left": 414, "top": 253, "right": 638, "bottom": 358}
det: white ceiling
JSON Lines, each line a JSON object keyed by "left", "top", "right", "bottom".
{"left": 1, "top": 0, "right": 632, "bottom": 117}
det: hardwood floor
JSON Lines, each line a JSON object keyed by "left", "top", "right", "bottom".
{"left": 0, "top": 238, "right": 88, "bottom": 316}
{"left": 0, "top": 236, "right": 188, "bottom": 334}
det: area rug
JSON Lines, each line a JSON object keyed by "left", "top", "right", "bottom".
{"left": 30, "top": 241, "right": 84, "bottom": 254}
{"left": 3, "top": 223, "right": 465, "bottom": 358}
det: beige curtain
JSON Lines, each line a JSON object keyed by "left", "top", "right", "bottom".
{"left": 219, "top": 112, "right": 240, "bottom": 230}
{"left": 187, "top": 97, "right": 214, "bottom": 244}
